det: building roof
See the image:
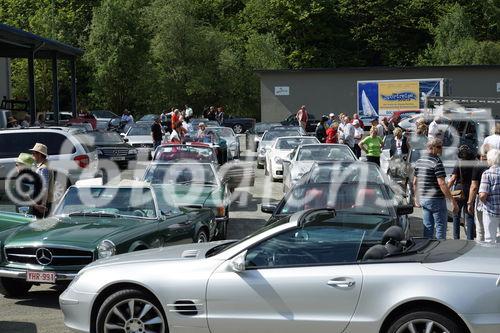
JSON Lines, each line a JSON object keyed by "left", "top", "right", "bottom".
{"left": 0, "top": 23, "right": 83, "bottom": 59}
{"left": 255, "top": 64, "right": 500, "bottom": 75}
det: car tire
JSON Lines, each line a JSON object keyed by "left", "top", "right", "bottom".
{"left": 233, "top": 124, "right": 243, "bottom": 134}
{"left": 0, "top": 277, "right": 32, "bottom": 297}
{"left": 196, "top": 229, "right": 208, "bottom": 243}
{"left": 387, "top": 310, "right": 464, "bottom": 333}
{"left": 257, "top": 162, "right": 264, "bottom": 169}
{"left": 96, "top": 289, "right": 166, "bottom": 333}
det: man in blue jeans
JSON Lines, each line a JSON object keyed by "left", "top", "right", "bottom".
{"left": 413, "top": 138, "right": 459, "bottom": 239}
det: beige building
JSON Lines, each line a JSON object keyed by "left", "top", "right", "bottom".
{"left": 256, "top": 65, "right": 500, "bottom": 122}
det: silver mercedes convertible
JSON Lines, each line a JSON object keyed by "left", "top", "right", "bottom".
{"left": 60, "top": 209, "right": 500, "bottom": 333}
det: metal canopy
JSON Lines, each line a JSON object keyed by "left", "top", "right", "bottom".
{"left": 0, "top": 23, "right": 82, "bottom": 124}
{"left": 0, "top": 23, "right": 83, "bottom": 59}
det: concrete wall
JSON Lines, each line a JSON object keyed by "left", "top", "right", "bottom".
{"left": 0, "top": 58, "right": 11, "bottom": 99}
{"left": 258, "top": 66, "right": 500, "bottom": 122}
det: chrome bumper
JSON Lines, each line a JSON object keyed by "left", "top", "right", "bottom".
{"left": 0, "top": 268, "right": 77, "bottom": 281}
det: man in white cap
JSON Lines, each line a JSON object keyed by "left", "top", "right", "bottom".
{"left": 353, "top": 119, "right": 364, "bottom": 158}
{"left": 30, "top": 143, "right": 53, "bottom": 217}
{"left": 327, "top": 113, "right": 336, "bottom": 127}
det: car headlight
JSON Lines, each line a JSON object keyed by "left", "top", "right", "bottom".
{"left": 274, "top": 157, "right": 282, "bottom": 165}
{"left": 128, "top": 149, "right": 138, "bottom": 155}
{"left": 259, "top": 148, "right": 266, "bottom": 155}
{"left": 97, "top": 240, "right": 116, "bottom": 259}
{"left": 230, "top": 142, "right": 238, "bottom": 148}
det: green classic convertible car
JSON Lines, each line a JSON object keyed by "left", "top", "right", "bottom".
{"left": 0, "top": 211, "right": 34, "bottom": 236}
{"left": 143, "top": 162, "right": 231, "bottom": 240}
{"left": 0, "top": 184, "right": 215, "bottom": 297}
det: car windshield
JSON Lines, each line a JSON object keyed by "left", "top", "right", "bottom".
{"left": 140, "top": 114, "right": 156, "bottom": 121}
{"left": 128, "top": 126, "right": 150, "bottom": 136}
{"left": 144, "top": 164, "right": 218, "bottom": 185}
{"left": 276, "top": 183, "right": 390, "bottom": 216}
{"left": 262, "top": 130, "right": 300, "bottom": 142}
{"left": 209, "top": 127, "right": 234, "bottom": 137}
{"left": 92, "top": 110, "right": 117, "bottom": 118}
{"left": 54, "top": 187, "right": 157, "bottom": 219}
{"left": 275, "top": 137, "right": 317, "bottom": 149}
{"left": 297, "top": 145, "right": 356, "bottom": 161}
{"left": 309, "top": 163, "right": 385, "bottom": 184}
{"left": 155, "top": 145, "right": 216, "bottom": 162}
{"left": 86, "top": 131, "right": 124, "bottom": 144}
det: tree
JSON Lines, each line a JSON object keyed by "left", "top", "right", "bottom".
{"left": 418, "top": 3, "right": 500, "bottom": 65}
{"left": 85, "top": 0, "right": 154, "bottom": 114}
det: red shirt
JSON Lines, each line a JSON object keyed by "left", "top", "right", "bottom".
{"left": 171, "top": 113, "right": 179, "bottom": 127}
{"left": 326, "top": 127, "right": 337, "bottom": 143}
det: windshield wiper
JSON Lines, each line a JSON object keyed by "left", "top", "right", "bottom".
{"left": 67, "top": 211, "right": 121, "bottom": 218}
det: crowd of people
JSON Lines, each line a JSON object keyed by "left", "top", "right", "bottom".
{"left": 303, "top": 105, "right": 500, "bottom": 243}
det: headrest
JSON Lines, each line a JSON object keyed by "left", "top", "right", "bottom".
{"left": 382, "top": 226, "right": 405, "bottom": 244}
{"left": 363, "top": 244, "right": 388, "bottom": 260}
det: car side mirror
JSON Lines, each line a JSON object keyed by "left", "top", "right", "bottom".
{"left": 396, "top": 204, "right": 413, "bottom": 216}
{"left": 261, "top": 204, "right": 277, "bottom": 214}
{"left": 230, "top": 251, "right": 247, "bottom": 273}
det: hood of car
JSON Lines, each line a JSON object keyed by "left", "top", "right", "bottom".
{"left": 290, "top": 161, "right": 314, "bottom": 176}
{"left": 95, "top": 142, "right": 133, "bottom": 149}
{"left": 423, "top": 242, "right": 500, "bottom": 275}
{"left": 4, "top": 216, "right": 150, "bottom": 248}
{"left": 83, "top": 240, "right": 234, "bottom": 271}
{"left": 0, "top": 212, "right": 34, "bottom": 232}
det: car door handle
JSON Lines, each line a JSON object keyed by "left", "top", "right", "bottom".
{"left": 327, "top": 278, "right": 355, "bottom": 288}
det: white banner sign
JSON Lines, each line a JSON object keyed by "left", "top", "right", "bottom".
{"left": 275, "top": 86, "right": 289, "bottom": 96}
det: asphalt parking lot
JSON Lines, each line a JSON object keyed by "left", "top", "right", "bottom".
{"left": 0, "top": 141, "right": 463, "bottom": 333}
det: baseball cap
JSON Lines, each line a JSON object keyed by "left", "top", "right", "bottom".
{"left": 329, "top": 113, "right": 335, "bottom": 117}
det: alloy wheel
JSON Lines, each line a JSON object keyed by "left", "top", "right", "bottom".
{"left": 395, "top": 319, "right": 450, "bottom": 333}
{"left": 233, "top": 124, "right": 243, "bottom": 134}
{"left": 197, "top": 231, "right": 208, "bottom": 243}
{"left": 104, "top": 298, "right": 165, "bottom": 333}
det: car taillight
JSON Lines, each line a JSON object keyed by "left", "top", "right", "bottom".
{"left": 74, "top": 154, "right": 90, "bottom": 168}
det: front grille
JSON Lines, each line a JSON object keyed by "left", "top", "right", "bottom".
{"left": 100, "top": 148, "right": 128, "bottom": 156}
{"left": 5, "top": 247, "right": 94, "bottom": 266}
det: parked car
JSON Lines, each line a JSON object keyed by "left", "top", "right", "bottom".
{"left": 152, "top": 143, "right": 254, "bottom": 190}
{"left": 66, "top": 122, "right": 94, "bottom": 133}
{"left": 143, "top": 162, "right": 231, "bottom": 239}
{"left": 90, "top": 110, "right": 118, "bottom": 130}
{"left": 207, "top": 126, "right": 240, "bottom": 159}
{"left": 257, "top": 128, "right": 305, "bottom": 169}
{"left": 281, "top": 113, "right": 317, "bottom": 133}
{"left": 221, "top": 116, "right": 255, "bottom": 134}
{"left": 124, "top": 124, "right": 155, "bottom": 159}
{"left": 60, "top": 207, "right": 500, "bottom": 333}
{"left": 0, "top": 184, "right": 215, "bottom": 297}
{"left": 0, "top": 211, "right": 34, "bottom": 237}
{"left": 262, "top": 181, "right": 411, "bottom": 236}
{"left": 282, "top": 144, "right": 357, "bottom": 193}
{"left": 190, "top": 118, "right": 219, "bottom": 128}
{"left": 246, "top": 122, "right": 282, "bottom": 152}
{"left": 139, "top": 114, "right": 157, "bottom": 122}
{"left": 185, "top": 129, "right": 229, "bottom": 164}
{"left": 85, "top": 131, "right": 137, "bottom": 169}
{"left": 43, "top": 112, "right": 74, "bottom": 126}
{"left": 0, "top": 127, "right": 99, "bottom": 203}
{"left": 265, "top": 136, "right": 320, "bottom": 182}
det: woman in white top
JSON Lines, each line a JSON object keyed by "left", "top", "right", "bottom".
{"left": 169, "top": 122, "right": 182, "bottom": 143}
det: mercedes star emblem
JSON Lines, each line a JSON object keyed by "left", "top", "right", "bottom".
{"left": 35, "top": 248, "right": 53, "bottom": 265}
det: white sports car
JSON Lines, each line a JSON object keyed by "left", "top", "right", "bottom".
{"left": 265, "top": 136, "right": 319, "bottom": 181}
{"left": 60, "top": 208, "right": 500, "bottom": 333}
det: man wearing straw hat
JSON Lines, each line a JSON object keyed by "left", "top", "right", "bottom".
{"left": 29, "top": 143, "right": 54, "bottom": 217}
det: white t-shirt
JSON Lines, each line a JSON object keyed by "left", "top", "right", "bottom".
{"left": 376, "top": 124, "right": 385, "bottom": 137}
{"left": 484, "top": 134, "right": 500, "bottom": 150}
{"left": 169, "top": 129, "right": 180, "bottom": 142}
{"left": 185, "top": 107, "right": 193, "bottom": 117}
{"left": 354, "top": 127, "right": 364, "bottom": 143}
{"left": 428, "top": 120, "right": 440, "bottom": 139}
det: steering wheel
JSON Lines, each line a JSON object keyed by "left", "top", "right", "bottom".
{"left": 132, "top": 209, "right": 146, "bottom": 217}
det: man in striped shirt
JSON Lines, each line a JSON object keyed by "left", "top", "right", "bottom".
{"left": 413, "top": 138, "right": 459, "bottom": 239}
{"left": 479, "top": 149, "right": 500, "bottom": 243}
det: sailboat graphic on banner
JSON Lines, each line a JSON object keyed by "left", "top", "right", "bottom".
{"left": 361, "top": 90, "right": 377, "bottom": 117}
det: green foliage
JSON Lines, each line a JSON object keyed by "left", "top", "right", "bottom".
{"left": 1, "top": 0, "right": 498, "bottom": 118}
{"left": 419, "top": 3, "right": 500, "bottom": 65}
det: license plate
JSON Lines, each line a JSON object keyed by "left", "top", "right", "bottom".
{"left": 26, "top": 271, "right": 56, "bottom": 283}
{"left": 111, "top": 156, "right": 126, "bottom": 161}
